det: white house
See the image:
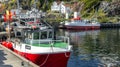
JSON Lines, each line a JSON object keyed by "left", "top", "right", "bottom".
{"left": 51, "top": 1, "right": 71, "bottom": 14}
{"left": 19, "top": 8, "right": 42, "bottom": 19}
{"left": 0, "top": 0, "right": 8, "bottom": 2}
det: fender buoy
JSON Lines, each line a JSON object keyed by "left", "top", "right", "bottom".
{"left": 2, "top": 41, "right": 7, "bottom": 46}
{"left": 6, "top": 42, "right": 13, "bottom": 50}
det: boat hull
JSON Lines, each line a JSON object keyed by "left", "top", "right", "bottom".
{"left": 14, "top": 49, "right": 70, "bottom": 67}
{"left": 65, "top": 25, "right": 100, "bottom": 30}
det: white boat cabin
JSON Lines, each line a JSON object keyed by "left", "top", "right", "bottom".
{"left": 14, "top": 28, "right": 54, "bottom": 45}
{"left": 24, "top": 29, "right": 54, "bottom": 44}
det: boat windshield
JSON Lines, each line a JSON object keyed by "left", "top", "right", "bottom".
{"left": 33, "top": 31, "right": 52, "bottom": 39}
{"left": 33, "top": 32, "right": 40, "bottom": 39}
{"left": 40, "top": 31, "right": 47, "bottom": 39}
{"left": 24, "top": 30, "right": 53, "bottom": 45}
{"left": 23, "top": 30, "right": 70, "bottom": 49}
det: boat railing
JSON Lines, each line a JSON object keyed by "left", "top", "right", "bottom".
{"left": 57, "top": 36, "right": 70, "bottom": 44}
{"left": 53, "top": 36, "right": 70, "bottom": 49}
{"left": 24, "top": 36, "right": 70, "bottom": 49}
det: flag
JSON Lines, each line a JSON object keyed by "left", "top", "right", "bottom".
{"left": 4, "top": 10, "right": 13, "bottom": 22}
{"left": 6, "top": 10, "right": 9, "bottom": 16}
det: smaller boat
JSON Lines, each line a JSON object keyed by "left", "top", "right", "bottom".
{"left": 64, "top": 17, "right": 100, "bottom": 30}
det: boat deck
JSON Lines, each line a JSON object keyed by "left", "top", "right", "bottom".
{"left": 31, "top": 42, "right": 67, "bottom": 48}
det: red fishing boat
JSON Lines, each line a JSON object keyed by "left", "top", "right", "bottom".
{"left": 1, "top": 20, "right": 72, "bottom": 67}
{"left": 64, "top": 17, "right": 100, "bottom": 30}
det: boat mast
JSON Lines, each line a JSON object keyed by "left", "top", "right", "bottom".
{"left": 34, "top": 0, "right": 37, "bottom": 22}
{"left": 34, "top": 0, "right": 37, "bottom": 9}
{"left": 17, "top": 0, "right": 20, "bottom": 23}
{"left": 17, "top": 0, "right": 20, "bottom": 11}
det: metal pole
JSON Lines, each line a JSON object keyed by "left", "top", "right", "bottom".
{"left": 34, "top": 0, "right": 38, "bottom": 25}
{"left": 17, "top": 0, "right": 20, "bottom": 23}
{"left": 17, "top": 0, "right": 20, "bottom": 11}
{"left": 8, "top": 20, "right": 11, "bottom": 40}
{"left": 33, "top": 0, "right": 38, "bottom": 9}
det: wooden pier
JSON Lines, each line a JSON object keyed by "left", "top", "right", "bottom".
{"left": 0, "top": 44, "right": 39, "bottom": 67}
{"left": 0, "top": 32, "right": 39, "bottom": 67}
{"left": 100, "top": 23, "right": 120, "bottom": 28}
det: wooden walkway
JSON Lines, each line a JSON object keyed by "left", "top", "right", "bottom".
{"left": 0, "top": 46, "right": 22, "bottom": 67}
{"left": 0, "top": 30, "right": 39, "bottom": 67}
{"left": 0, "top": 44, "right": 39, "bottom": 67}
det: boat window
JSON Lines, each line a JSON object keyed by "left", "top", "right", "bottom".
{"left": 13, "top": 23, "right": 17, "bottom": 26}
{"left": 33, "top": 32, "right": 39, "bottom": 39}
{"left": 41, "top": 31, "right": 47, "bottom": 39}
{"left": 75, "top": 20, "right": 78, "bottom": 22}
{"left": 48, "top": 31, "right": 52, "bottom": 38}
{"left": 16, "top": 31, "right": 21, "bottom": 36}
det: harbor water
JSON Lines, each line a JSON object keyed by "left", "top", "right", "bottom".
{"left": 57, "top": 29, "right": 120, "bottom": 67}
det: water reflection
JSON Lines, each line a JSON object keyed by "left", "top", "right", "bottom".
{"left": 64, "top": 29, "right": 120, "bottom": 67}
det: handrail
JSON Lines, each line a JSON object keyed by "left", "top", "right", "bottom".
{"left": 24, "top": 36, "right": 70, "bottom": 49}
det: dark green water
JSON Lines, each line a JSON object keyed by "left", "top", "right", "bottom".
{"left": 59, "top": 29, "right": 120, "bottom": 67}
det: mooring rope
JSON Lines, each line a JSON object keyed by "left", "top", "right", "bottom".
{"left": 40, "top": 54, "right": 50, "bottom": 67}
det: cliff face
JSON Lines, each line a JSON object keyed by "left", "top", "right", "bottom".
{"left": 101, "top": 0, "right": 120, "bottom": 17}
{"left": 1, "top": 0, "right": 120, "bottom": 17}
{"left": 107, "top": 1, "right": 120, "bottom": 16}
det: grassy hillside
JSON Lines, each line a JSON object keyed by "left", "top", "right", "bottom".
{"left": 0, "top": 0, "right": 119, "bottom": 23}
